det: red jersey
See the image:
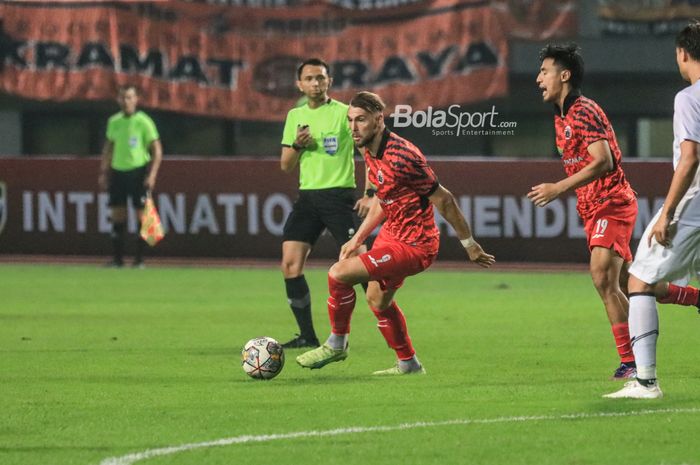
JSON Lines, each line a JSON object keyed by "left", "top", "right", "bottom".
{"left": 554, "top": 93, "right": 635, "bottom": 220}
{"left": 364, "top": 129, "right": 440, "bottom": 254}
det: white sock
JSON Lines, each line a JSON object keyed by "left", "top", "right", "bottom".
{"left": 628, "top": 294, "right": 659, "bottom": 380}
{"left": 398, "top": 356, "right": 421, "bottom": 372}
{"left": 326, "top": 333, "right": 347, "bottom": 350}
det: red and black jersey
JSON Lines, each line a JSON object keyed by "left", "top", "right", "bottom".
{"left": 554, "top": 92, "right": 636, "bottom": 220}
{"left": 364, "top": 129, "right": 440, "bottom": 253}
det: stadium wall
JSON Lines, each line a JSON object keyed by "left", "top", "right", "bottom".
{"left": 0, "top": 158, "right": 673, "bottom": 263}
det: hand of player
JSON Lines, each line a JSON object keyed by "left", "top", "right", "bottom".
{"left": 339, "top": 237, "right": 362, "bottom": 260}
{"left": 295, "top": 125, "right": 313, "bottom": 149}
{"left": 354, "top": 196, "right": 373, "bottom": 218}
{"left": 144, "top": 174, "right": 156, "bottom": 191}
{"left": 465, "top": 242, "right": 496, "bottom": 268}
{"left": 527, "top": 183, "right": 561, "bottom": 207}
{"left": 649, "top": 215, "right": 672, "bottom": 247}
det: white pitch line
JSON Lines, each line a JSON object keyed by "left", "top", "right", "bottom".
{"left": 98, "top": 407, "right": 700, "bottom": 465}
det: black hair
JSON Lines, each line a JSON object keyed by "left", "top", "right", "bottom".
{"left": 539, "top": 42, "right": 584, "bottom": 90}
{"left": 349, "top": 91, "right": 386, "bottom": 114}
{"left": 118, "top": 84, "right": 138, "bottom": 95}
{"left": 676, "top": 20, "right": 700, "bottom": 61}
{"left": 296, "top": 58, "right": 330, "bottom": 80}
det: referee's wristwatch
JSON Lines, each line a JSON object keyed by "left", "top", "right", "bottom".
{"left": 291, "top": 142, "right": 303, "bottom": 151}
{"left": 365, "top": 188, "right": 377, "bottom": 198}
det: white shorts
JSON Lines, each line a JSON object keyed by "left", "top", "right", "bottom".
{"left": 629, "top": 208, "right": 700, "bottom": 285}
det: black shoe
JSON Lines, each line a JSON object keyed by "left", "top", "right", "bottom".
{"left": 105, "top": 259, "right": 124, "bottom": 268}
{"left": 281, "top": 334, "right": 320, "bottom": 349}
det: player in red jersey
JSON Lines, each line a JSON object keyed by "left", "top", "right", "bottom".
{"left": 296, "top": 91, "right": 495, "bottom": 375}
{"left": 530, "top": 43, "right": 700, "bottom": 380}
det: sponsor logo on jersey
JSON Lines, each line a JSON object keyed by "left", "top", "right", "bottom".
{"left": 0, "top": 182, "right": 6, "bottom": 235}
{"left": 323, "top": 135, "right": 338, "bottom": 155}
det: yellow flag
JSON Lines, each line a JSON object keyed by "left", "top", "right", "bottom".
{"left": 140, "top": 196, "right": 164, "bottom": 247}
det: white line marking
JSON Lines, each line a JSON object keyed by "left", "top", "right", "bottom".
{"left": 98, "top": 407, "right": 700, "bottom": 465}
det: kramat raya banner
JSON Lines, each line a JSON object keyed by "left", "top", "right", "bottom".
{"left": 0, "top": 0, "right": 509, "bottom": 121}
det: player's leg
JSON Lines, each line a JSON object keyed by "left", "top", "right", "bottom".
{"left": 280, "top": 193, "right": 324, "bottom": 348}
{"left": 281, "top": 241, "right": 317, "bottom": 348}
{"left": 366, "top": 282, "right": 424, "bottom": 375}
{"left": 107, "top": 169, "right": 128, "bottom": 267}
{"left": 604, "top": 214, "right": 700, "bottom": 398}
{"left": 131, "top": 166, "right": 149, "bottom": 268}
{"left": 296, "top": 255, "right": 369, "bottom": 369}
{"left": 653, "top": 279, "right": 700, "bottom": 308}
{"left": 321, "top": 188, "right": 369, "bottom": 292}
{"left": 604, "top": 273, "right": 663, "bottom": 398}
{"left": 590, "top": 246, "right": 636, "bottom": 378}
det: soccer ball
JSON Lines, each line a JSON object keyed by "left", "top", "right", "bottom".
{"left": 241, "top": 336, "right": 285, "bottom": 380}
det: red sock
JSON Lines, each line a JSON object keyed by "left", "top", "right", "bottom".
{"left": 370, "top": 302, "right": 415, "bottom": 360}
{"left": 657, "top": 283, "right": 700, "bottom": 306}
{"left": 612, "top": 322, "right": 635, "bottom": 364}
{"left": 327, "top": 275, "right": 356, "bottom": 335}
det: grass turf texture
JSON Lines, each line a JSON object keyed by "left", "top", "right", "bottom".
{"left": 1, "top": 263, "right": 699, "bottom": 465}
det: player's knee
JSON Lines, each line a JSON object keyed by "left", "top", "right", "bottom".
{"left": 328, "top": 261, "right": 350, "bottom": 283}
{"left": 280, "top": 258, "right": 303, "bottom": 278}
{"left": 591, "top": 269, "right": 615, "bottom": 294}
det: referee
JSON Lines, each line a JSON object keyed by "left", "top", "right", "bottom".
{"left": 279, "top": 58, "right": 372, "bottom": 348}
{"left": 98, "top": 85, "right": 162, "bottom": 268}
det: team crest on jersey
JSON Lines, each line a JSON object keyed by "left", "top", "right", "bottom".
{"left": 0, "top": 182, "right": 6, "bottom": 236}
{"left": 323, "top": 136, "right": 338, "bottom": 155}
{"left": 377, "top": 169, "right": 384, "bottom": 184}
{"left": 564, "top": 125, "right": 572, "bottom": 140}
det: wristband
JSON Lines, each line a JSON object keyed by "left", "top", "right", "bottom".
{"left": 460, "top": 237, "right": 476, "bottom": 248}
{"left": 365, "top": 188, "right": 376, "bottom": 198}
{"left": 292, "top": 142, "right": 302, "bottom": 151}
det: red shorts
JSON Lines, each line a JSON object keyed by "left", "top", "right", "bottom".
{"left": 358, "top": 230, "right": 437, "bottom": 291}
{"left": 583, "top": 200, "right": 637, "bottom": 262}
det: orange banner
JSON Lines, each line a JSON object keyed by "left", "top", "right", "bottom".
{"left": 0, "top": 1, "right": 508, "bottom": 121}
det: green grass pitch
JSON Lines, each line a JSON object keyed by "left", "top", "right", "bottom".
{"left": 2, "top": 263, "right": 699, "bottom": 465}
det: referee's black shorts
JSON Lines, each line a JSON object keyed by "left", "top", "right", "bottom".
{"left": 283, "top": 188, "right": 361, "bottom": 248}
{"left": 108, "top": 166, "right": 148, "bottom": 209}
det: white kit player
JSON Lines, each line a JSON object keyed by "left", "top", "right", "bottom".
{"left": 605, "top": 21, "right": 700, "bottom": 399}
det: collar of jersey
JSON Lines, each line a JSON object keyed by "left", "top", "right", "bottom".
{"left": 373, "top": 127, "right": 391, "bottom": 160}
{"left": 554, "top": 89, "right": 581, "bottom": 117}
{"left": 306, "top": 98, "right": 332, "bottom": 108}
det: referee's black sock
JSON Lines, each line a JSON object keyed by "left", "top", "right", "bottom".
{"left": 111, "top": 222, "right": 126, "bottom": 264}
{"left": 285, "top": 275, "right": 317, "bottom": 341}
